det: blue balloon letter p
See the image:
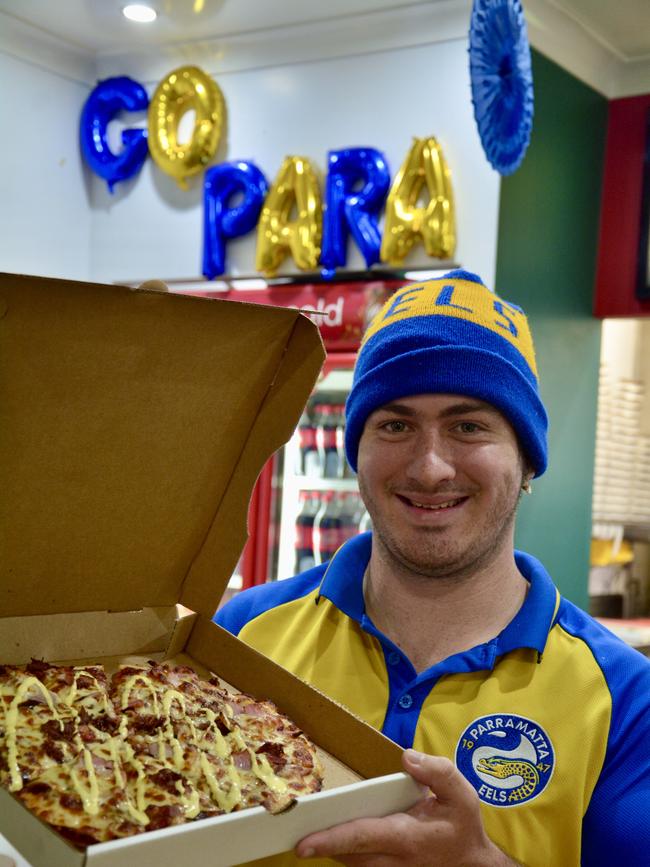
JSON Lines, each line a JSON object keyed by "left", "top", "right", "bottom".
{"left": 202, "top": 161, "right": 268, "bottom": 279}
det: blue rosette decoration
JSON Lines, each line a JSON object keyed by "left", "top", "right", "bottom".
{"left": 469, "top": 0, "right": 534, "bottom": 175}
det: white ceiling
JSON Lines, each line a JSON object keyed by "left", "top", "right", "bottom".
{"left": 550, "top": 0, "right": 650, "bottom": 62}
{"left": 0, "top": 0, "right": 647, "bottom": 60}
{"left": 0, "top": 0, "right": 424, "bottom": 55}
{"left": 0, "top": 0, "right": 648, "bottom": 97}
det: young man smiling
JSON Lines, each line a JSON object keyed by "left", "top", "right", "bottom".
{"left": 358, "top": 393, "right": 531, "bottom": 674}
{"left": 216, "top": 270, "right": 650, "bottom": 866}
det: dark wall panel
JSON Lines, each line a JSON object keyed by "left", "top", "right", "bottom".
{"left": 495, "top": 50, "right": 608, "bottom": 608}
{"left": 594, "top": 93, "right": 650, "bottom": 317}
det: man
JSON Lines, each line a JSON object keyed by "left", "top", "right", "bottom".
{"left": 216, "top": 270, "right": 650, "bottom": 866}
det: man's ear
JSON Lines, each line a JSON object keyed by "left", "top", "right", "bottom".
{"left": 520, "top": 463, "right": 534, "bottom": 495}
{"left": 521, "top": 456, "right": 534, "bottom": 481}
{"left": 519, "top": 458, "right": 534, "bottom": 494}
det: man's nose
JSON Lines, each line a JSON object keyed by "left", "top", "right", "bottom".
{"left": 406, "top": 434, "right": 456, "bottom": 484}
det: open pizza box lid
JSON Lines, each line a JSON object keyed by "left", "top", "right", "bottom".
{"left": 0, "top": 273, "right": 422, "bottom": 867}
{"left": 0, "top": 272, "right": 324, "bottom": 619}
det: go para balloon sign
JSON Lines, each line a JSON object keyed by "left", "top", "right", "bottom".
{"left": 80, "top": 67, "right": 456, "bottom": 278}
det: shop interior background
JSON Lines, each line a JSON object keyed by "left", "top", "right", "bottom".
{"left": 1, "top": 0, "right": 650, "bottom": 628}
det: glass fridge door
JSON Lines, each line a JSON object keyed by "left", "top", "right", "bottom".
{"left": 268, "top": 364, "right": 371, "bottom": 582}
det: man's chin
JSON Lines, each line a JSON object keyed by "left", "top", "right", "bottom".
{"left": 383, "top": 540, "right": 482, "bottom": 581}
{"left": 381, "top": 516, "right": 518, "bottom": 577}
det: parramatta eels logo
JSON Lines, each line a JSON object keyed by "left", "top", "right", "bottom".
{"left": 455, "top": 714, "right": 554, "bottom": 807}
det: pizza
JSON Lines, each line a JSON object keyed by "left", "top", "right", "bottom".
{"left": 0, "top": 658, "right": 323, "bottom": 849}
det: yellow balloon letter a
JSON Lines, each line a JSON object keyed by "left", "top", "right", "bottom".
{"left": 256, "top": 156, "right": 322, "bottom": 277}
{"left": 380, "top": 137, "right": 456, "bottom": 265}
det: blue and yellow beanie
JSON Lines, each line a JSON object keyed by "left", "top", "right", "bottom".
{"left": 345, "top": 269, "right": 548, "bottom": 476}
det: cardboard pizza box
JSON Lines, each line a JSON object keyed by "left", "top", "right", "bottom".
{"left": 0, "top": 274, "right": 422, "bottom": 867}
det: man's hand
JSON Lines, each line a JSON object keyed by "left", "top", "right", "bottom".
{"left": 295, "top": 749, "right": 518, "bottom": 866}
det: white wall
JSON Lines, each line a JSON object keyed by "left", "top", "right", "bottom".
{"left": 0, "top": 53, "right": 92, "bottom": 281}
{"left": 601, "top": 318, "right": 650, "bottom": 436}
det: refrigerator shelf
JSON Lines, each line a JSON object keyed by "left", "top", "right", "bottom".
{"left": 296, "top": 477, "right": 359, "bottom": 492}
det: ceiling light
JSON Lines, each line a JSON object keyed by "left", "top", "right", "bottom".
{"left": 122, "top": 4, "right": 157, "bottom": 24}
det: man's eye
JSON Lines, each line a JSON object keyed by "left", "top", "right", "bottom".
{"left": 457, "top": 421, "right": 481, "bottom": 433}
{"left": 382, "top": 420, "right": 408, "bottom": 433}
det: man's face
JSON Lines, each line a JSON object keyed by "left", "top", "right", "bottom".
{"left": 356, "top": 393, "right": 527, "bottom": 580}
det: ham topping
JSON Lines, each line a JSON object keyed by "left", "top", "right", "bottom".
{"left": 232, "top": 750, "right": 252, "bottom": 770}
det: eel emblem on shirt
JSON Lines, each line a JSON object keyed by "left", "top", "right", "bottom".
{"left": 476, "top": 756, "right": 540, "bottom": 802}
{"left": 454, "top": 713, "right": 555, "bottom": 807}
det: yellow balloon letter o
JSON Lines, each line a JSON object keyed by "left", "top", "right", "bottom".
{"left": 148, "top": 65, "right": 225, "bottom": 189}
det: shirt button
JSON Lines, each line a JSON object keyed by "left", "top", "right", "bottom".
{"left": 388, "top": 652, "right": 401, "bottom": 666}
{"left": 398, "top": 693, "right": 413, "bottom": 709}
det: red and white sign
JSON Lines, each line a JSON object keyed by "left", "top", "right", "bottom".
{"left": 180, "top": 279, "right": 402, "bottom": 350}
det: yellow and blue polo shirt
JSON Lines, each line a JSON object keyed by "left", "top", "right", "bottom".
{"left": 216, "top": 533, "right": 650, "bottom": 867}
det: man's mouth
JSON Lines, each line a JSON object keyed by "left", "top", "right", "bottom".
{"left": 397, "top": 495, "right": 467, "bottom": 511}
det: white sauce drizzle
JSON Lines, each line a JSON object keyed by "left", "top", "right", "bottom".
{"left": 4, "top": 677, "right": 60, "bottom": 791}
{"left": 161, "top": 690, "right": 188, "bottom": 771}
{"left": 120, "top": 673, "right": 160, "bottom": 715}
{"left": 69, "top": 747, "right": 100, "bottom": 815}
{"left": 199, "top": 753, "right": 241, "bottom": 813}
{"left": 229, "top": 728, "right": 288, "bottom": 795}
{"left": 62, "top": 670, "right": 110, "bottom": 715}
{"left": 203, "top": 709, "right": 229, "bottom": 758}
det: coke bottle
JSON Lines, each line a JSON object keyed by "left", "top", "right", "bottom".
{"left": 339, "top": 491, "right": 364, "bottom": 544}
{"left": 297, "top": 409, "right": 320, "bottom": 477}
{"left": 358, "top": 504, "right": 373, "bottom": 534}
{"left": 312, "top": 402, "right": 324, "bottom": 475}
{"left": 333, "top": 403, "right": 348, "bottom": 478}
{"left": 336, "top": 492, "right": 352, "bottom": 545}
{"left": 294, "top": 491, "right": 320, "bottom": 573}
{"left": 316, "top": 404, "right": 343, "bottom": 478}
{"left": 313, "top": 491, "right": 341, "bottom": 564}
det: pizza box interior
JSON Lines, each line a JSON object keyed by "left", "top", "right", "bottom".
{"left": 0, "top": 274, "right": 422, "bottom": 867}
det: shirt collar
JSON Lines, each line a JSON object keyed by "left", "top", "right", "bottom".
{"left": 496, "top": 550, "right": 560, "bottom": 657}
{"left": 317, "top": 534, "right": 559, "bottom": 659}
{"left": 317, "top": 531, "right": 372, "bottom": 620}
